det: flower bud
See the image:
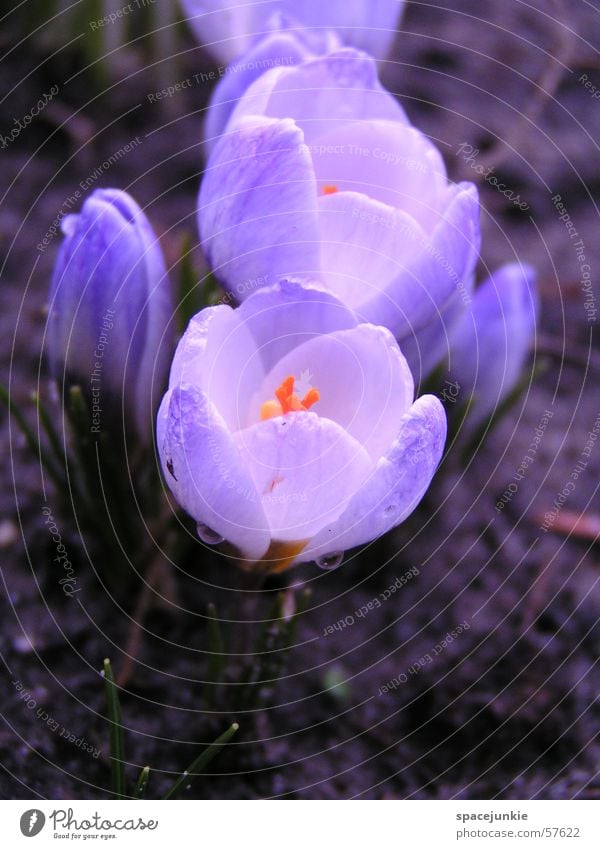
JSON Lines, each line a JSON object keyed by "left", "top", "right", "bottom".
{"left": 48, "top": 189, "right": 173, "bottom": 439}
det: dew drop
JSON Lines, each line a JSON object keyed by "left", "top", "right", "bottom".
{"left": 196, "top": 524, "right": 225, "bottom": 545}
{"left": 316, "top": 552, "right": 344, "bottom": 571}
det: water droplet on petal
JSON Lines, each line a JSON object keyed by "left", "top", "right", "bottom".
{"left": 316, "top": 552, "right": 344, "bottom": 571}
{"left": 196, "top": 524, "right": 225, "bottom": 545}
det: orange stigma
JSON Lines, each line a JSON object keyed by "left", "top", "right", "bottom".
{"left": 260, "top": 375, "right": 320, "bottom": 421}
{"left": 322, "top": 184, "right": 338, "bottom": 195}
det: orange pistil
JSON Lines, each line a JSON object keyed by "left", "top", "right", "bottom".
{"left": 322, "top": 184, "right": 339, "bottom": 195}
{"left": 260, "top": 375, "right": 320, "bottom": 421}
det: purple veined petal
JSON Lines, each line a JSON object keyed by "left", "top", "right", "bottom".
{"left": 360, "top": 181, "right": 481, "bottom": 338}
{"left": 236, "top": 278, "right": 358, "bottom": 373}
{"left": 251, "top": 324, "right": 414, "bottom": 460}
{"left": 198, "top": 116, "right": 320, "bottom": 296}
{"left": 181, "top": 0, "right": 405, "bottom": 63}
{"left": 448, "top": 262, "right": 538, "bottom": 427}
{"left": 229, "top": 48, "right": 409, "bottom": 144}
{"left": 168, "top": 304, "right": 265, "bottom": 433}
{"left": 301, "top": 393, "right": 447, "bottom": 564}
{"left": 232, "top": 411, "right": 373, "bottom": 543}
{"left": 157, "top": 384, "right": 271, "bottom": 561}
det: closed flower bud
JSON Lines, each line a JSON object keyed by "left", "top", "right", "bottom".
{"left": 48, "top": 189, "right": 173, "bottom": 439}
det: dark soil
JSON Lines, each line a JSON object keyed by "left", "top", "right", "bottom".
{"left": 1, "top": 0, "right": 599, "bottom": 799}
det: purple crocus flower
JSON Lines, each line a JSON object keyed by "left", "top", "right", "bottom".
{"left": 180, "top": 0, "right": 405, "bottom": 64}
{"left": 446, "top": 263, "right": 538, "bottom": 428}
{"left": 157, "top": 280, "right": 446, "bottom": 571}
{"left": 48, "top": 189, "right": 173, "bottom": 439}
{"left": 204, "top": 16, "right": 341, "bottom": 148}
{"left": 198, "top": 48, "right": 480, "bottom": 341}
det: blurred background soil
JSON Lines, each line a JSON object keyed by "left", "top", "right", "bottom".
{"left": 0, "top": 0, "right": 599, "bottom": 799}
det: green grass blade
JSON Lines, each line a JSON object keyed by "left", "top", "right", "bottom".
{"left": 103, "top": 658, "right": 126, "bottom": 799}
{"left": 162, "top": 723, "right": 239, "bottom": 800}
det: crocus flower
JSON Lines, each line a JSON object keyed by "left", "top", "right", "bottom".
{"left": 157, "top": 280, "right": 446, "bottom": 571}
{"left": 180, "top": 0, "right": 405, "bottom": 64}
{"left": 198, "top": 48, "right": 480, "bottom": 341}
{"left": 48, "top": 189, "right": 173, "bottom": 439}
{"left": 446, "top": 263, "right": 538, "bottom": 428}
{"left": 204, "top": 17, "right": 340, "bottom": 148}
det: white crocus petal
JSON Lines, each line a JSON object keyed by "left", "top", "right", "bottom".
{"left": 158, "top": 385, "right": 271, "bottom": 562}
{"left": 302, "top": 394, "right": 447, "bottom": 563}
{"left": 228, "top": 49, "right": 409, "bottom": 143}
{"left": 237, "top": 278, "right": 358, "bottom": 373}
{"left": 233, "top": 412, "right": 373, "bottom": 543}
{"left": 318, "top": 190, "right": 426, "bottom": 311}
{"left": 251, "top": 324, "right": 413, "bottom": 461}
{"left": 311, "top": 122, "right": 447, "bottom": 226}
{"left": 168, "top": 305, "right": 265, "bottom": 433}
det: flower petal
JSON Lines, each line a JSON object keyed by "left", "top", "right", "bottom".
{"left": 236, "top": 278, "right": 358, "bottom": 373}
{"left": 158, "top": 384, "right": 270, "bottom": 561}
{"left": 252, "top": 324, "right": 414, "bottom": 460}
{"left": 198, "top": 116, "right": 320, "bottom": 295}
{"left": 361, "top": 181, "right": 481, "bottom": 338}
{"left": 230, "top": 48, "right": 408, "bottom": 144}
{"left": 204, "top": 26, "right": 329, "bottom": 147}
{"left": 233, "top": 412, "right": 373, "bottom": 543}
{"left": 302, "top": 394, "right": 446, "bottom": 563}
{"left": 168, "top": 305, "right": 265, "bottom": 432}
{"left": 317, "top": 189, "right": 427, "bottom": 312}
{"left": 181, "top": 0, "right": 405, "bottom": 63}
{"left": 312, "top": 121, "right": 447, "bottom": 225}
{"left": 448, "top": 262, "right": 538, "bottom": 426}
